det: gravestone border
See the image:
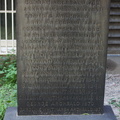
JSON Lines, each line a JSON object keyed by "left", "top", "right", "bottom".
{"left": 4, "top": 106, "right": 117, "bottom": 120}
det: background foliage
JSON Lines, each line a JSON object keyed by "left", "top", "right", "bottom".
{"left": 0, "top": 54, "right": 17, "bottom": 85}
{"left": 0, "top": 54, "right": 17, "bottom": 120}
{"left": 0, "top": 84, "right": 17, "bottom": 120}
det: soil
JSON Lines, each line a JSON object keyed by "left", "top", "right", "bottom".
{"left": 105, "top": 74, "right": 120, "bottom": 120}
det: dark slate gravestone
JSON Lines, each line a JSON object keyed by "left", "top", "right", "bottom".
{"left": 4, "top": 0, "right": 117, "bottom": 120}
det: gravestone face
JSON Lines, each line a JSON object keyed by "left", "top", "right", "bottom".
{"left": 17, "top": 0, "right": 110, "bottom": 115}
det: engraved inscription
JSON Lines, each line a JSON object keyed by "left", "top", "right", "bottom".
{"left": 17, "top": 0, "right": 110, "bottom": 115}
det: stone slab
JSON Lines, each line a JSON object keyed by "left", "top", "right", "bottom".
{"left": 4, "top": 106, "right": 117, "bottom": 120}
{"left": 17, "top": 0, "right": 110, "bottom": 115}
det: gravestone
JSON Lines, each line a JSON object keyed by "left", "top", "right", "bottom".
{"left": 4, "top": 0, "right": 117, "bottom": 120}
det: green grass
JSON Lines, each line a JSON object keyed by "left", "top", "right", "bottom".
{"left": 109, "top": 98, "right": 120, "bottom": 115}
{"left": 0, "top": 54, "right": 17, "bottom": 85}
{"left": 109, "top": 98, "right": 120, "bottom": 108}
{"left": 0, "top": 84, "right": 17, "bottom": 120}
{"left": 0, "top": 54, "right": 17, "bottom": 120}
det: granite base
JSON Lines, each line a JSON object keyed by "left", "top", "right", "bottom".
{"left": 4, "top": 106, "right": 117, "bottom": 120}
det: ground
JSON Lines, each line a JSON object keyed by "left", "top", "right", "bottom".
{"left": 105, "top": 74, "right": 120, "bottom": 120}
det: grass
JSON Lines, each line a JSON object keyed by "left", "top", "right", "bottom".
{"left": 0, "top": 54, "right": 17, "bottom": 120}
{"left": 109, "top": 98, "right": 120, "bottom": 115}
{"left": 109, "top": 98, "right": 120, "bottom": 108}
{"left": 0, "top": 84, "right": 17, "bottom": 120}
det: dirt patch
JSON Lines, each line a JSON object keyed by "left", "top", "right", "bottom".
{"left": 105, "top": 74, "right": 120, "bottom": 120}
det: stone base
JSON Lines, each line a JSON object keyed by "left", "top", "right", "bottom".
{"left": 4, "top": 106, "right": 117, "bottom": 120}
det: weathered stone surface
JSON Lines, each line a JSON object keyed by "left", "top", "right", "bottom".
{"left": 16, "top": 0, "right": 110, "bottom": 115}
{"left": 4, "top": 106, "right": 117, "bottom": 120}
